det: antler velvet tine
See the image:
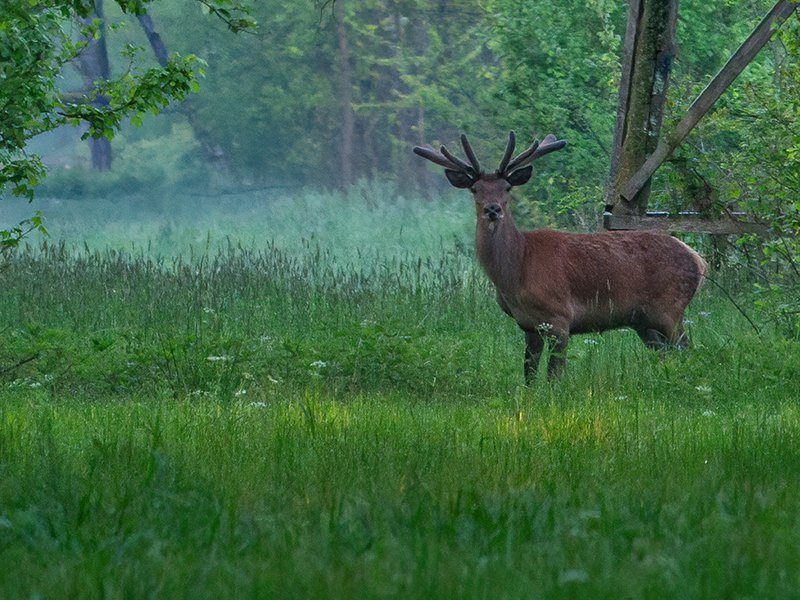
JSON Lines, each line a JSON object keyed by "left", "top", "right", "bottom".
{"left": 530, "top": 138, "right": 568, "bottom": 161}
{"left": 506, "top": 134, "right": 567, "bottom": 170}
{"left": 440, "top": 144, "right": 475, "bottom": 174}
{"left": 497, "top": 130, "right": 516, "bottom": 174}
{"left": 460, "top": 134, "right": 481, "bottom": 174}
{"left": 412, "top": 145, "right": 460, "bottom": 170}
{"left": 506, "top": 139, "right": 540, "bottom": 172}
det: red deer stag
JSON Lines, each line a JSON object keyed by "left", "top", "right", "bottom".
{"left": 413, "top": 131, "right": 707, "bottom": 382}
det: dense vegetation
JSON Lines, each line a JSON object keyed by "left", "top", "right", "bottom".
{"left": 6, "top": 0, "right": 798, "bottom": 320}
{"left": 1, "top": 191, "right": 800, "bottom": 597}
{"left": 1, "top": 0, "right": 800, "bottom": 597}
{"left": 0, "top": 193, "right": 799, "bottom": 597}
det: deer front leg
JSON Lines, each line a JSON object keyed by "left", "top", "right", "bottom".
{"left": 523, "top": 330, "right": 545, "bottom": 384}
{"left": 524, "top": 327, "right": 570, "bottom": 383}
{"left": 546, "top": 331, "right": 570, "bottom": 378}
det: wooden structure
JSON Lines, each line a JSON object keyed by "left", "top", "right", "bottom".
{"left": 603, "top": 0, "right": 799, "bottom": 234}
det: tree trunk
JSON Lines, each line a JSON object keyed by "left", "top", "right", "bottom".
{"left": 136, "top": 13, "right": 230, "bottom": 173}
{"left": 137, "top": 14, "right": 169, "bottom": 65}
{"left": 334, "top": 0, "right": 355, "bottom": 188}
{"left": 77, "top": 0, "right": 112, "bottom": 171}
{"left": 606, "top": 0, "right": 678, "bottom": 215}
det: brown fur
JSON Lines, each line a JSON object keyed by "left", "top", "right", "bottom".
{"left": 471, "top": 177, "right": 707, "bottom": 380}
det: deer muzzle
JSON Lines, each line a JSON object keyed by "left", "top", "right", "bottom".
{"left": 483, "top": 203, "right": 503, "bottom": 222}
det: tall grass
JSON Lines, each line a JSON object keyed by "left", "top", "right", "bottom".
{"left": 1, "top": 190, "right": 799, "bottom": 598}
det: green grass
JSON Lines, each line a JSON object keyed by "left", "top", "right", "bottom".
{"left": 1, "top": 191, "right": 800, "bottom": 598}
{"left": 4, "top": 391, "right": 800, "bottom": 598}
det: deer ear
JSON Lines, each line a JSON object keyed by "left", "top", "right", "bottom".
{"left": 444, "top": 169, "right": 474, "bottom": 189}
{"left": 506, "top": 165, "right": 533, "bottom": 187}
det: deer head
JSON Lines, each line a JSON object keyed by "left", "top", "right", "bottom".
{"left": 413, "top": 131, "right": 567, "bottom": 225}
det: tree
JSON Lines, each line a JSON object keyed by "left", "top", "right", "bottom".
{"left": 334, "top": 0, "right": 355, "bottom": 187}
{"left": 76, "top": 0, "right": 113, "bottom": 171}
{"left": 0, "top": 0, "right": 255, "bottom": 251}
{"left": 142, "top": 0, "right": 491, "bottom": 190}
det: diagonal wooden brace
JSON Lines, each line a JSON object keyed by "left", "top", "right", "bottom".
{"left": 619, "top": 0, "right": 800, "bottom": 203}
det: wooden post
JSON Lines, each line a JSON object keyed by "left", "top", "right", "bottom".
{"left": 603, "top": 0, "right": 797, "bottom": 234}
{"left": 620, "top": 0, "right": 800, "bottom": 203}
{"left": 605, "top": 0, "right": 679, "bottom": 216}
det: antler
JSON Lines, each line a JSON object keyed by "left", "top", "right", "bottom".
{"left": 460, "top": 134, "right": 481, "bottom": 175}
{"left": 496, "top": 130, "right": 516, "bottom": 174}
{"left": 414, "top": 131, "right": 567, "bottom": 182}
{"left": 504, "top": 133, "right": 567, "bottom": 174}
{"left": 413, "top": 136, "right": 481, "bottom": 182}
{"left": 412, "top": 144, "right": 464, "bottom": 170}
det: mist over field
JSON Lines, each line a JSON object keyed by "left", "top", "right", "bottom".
{"left": 4, "top": 185, "right": 474, "bottom": 261}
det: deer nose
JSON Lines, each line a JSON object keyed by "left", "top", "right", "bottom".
{"left": 483, "top": 204, "right": 503, "bottom": 221}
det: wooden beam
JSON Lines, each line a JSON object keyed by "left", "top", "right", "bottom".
{"left": 603, "top": 211, "right": 770, "bottom": 235}
{"left": 620, "top": 0, "right": 800, "bottom": 202}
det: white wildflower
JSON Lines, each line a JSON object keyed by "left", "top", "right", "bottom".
{"left": 206, "top": 355, "right": 230, "bottom": 362}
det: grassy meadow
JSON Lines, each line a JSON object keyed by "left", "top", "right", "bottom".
{"left": 2, "top": 189, "right": 800, "bottom": 598}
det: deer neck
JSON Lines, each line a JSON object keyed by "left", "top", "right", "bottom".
{"left": 475, "top": 212, "right": 525, "bottom": 293}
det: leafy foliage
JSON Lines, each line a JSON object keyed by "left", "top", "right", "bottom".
{"left": 666, "top": 14, "right": 800, "bottom": 334}
{"left": 0, "top": 0, "right": 253, "bottom": 240}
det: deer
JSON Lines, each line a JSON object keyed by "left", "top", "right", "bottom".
{"left": 413, "top": 131, "right": 708, "bottom": 382}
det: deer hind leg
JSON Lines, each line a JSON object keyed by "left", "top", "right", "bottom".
{"left": 635, "top": 313, "right": 688, "bottom": 351}
{"left": 636, "top": 327, "right": 670, "bottom": 351}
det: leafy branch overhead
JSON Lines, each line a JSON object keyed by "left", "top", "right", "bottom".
{"left": 0, "top": 0, "right": 255, "bottom": 201}
{"left": 61, "top": 54, "right": 207, "bottom": 143}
